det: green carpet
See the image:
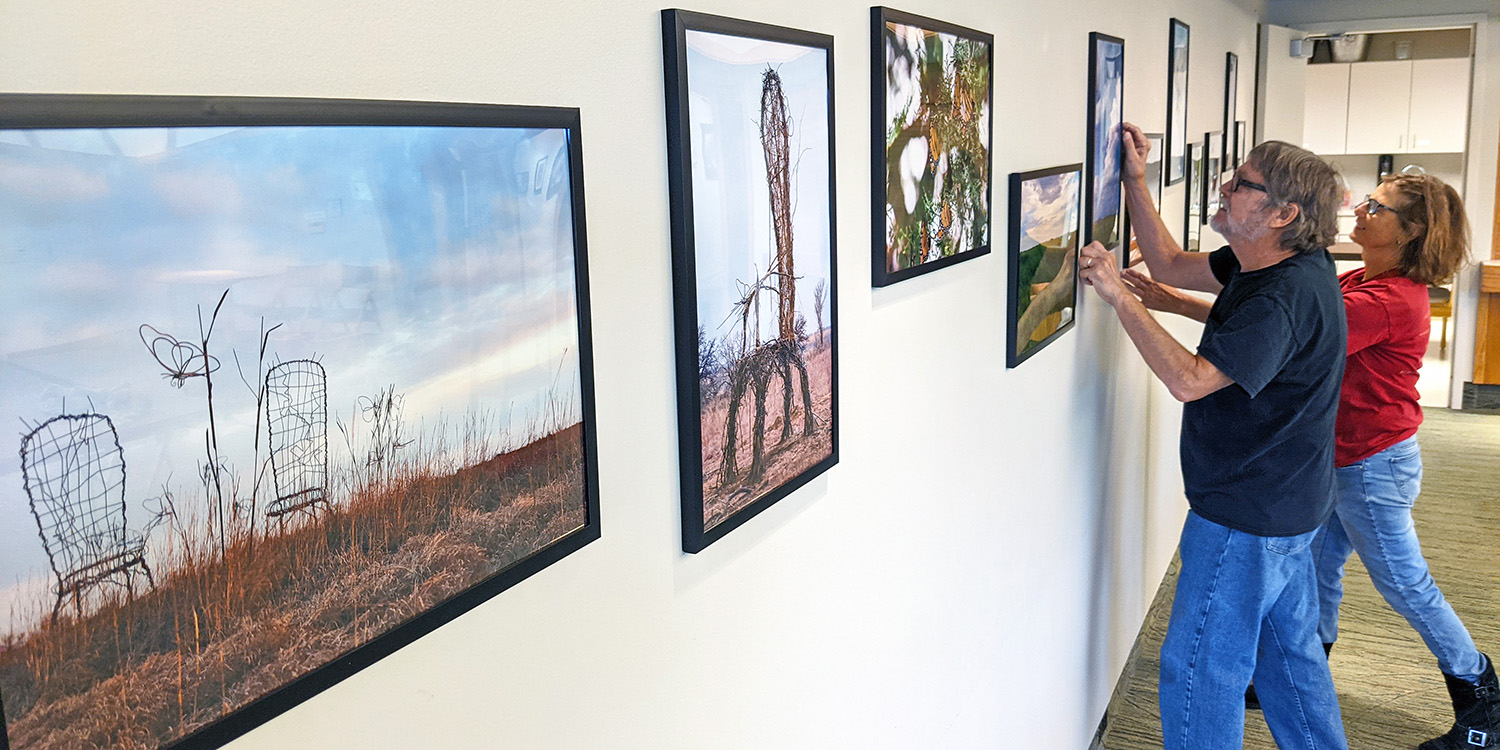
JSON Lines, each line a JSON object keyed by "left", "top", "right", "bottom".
{"left": 1094, "top": 408, "right": 1500, "bottom": 749}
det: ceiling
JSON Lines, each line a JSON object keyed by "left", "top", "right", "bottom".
{"left": 1266, "top": 0, "right": 1498, "bottom": 27}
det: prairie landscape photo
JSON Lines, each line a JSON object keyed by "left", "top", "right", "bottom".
{"left": 1009, "top": 167, "right": 1080, "bottom": 365}
{"left": 1087, "top": 34, "right": 1123, "bottom": 251}
{"left": 0, "top": 116, "right": 592, "bottom": 749}
{"left": 879, "top": 12, "right": 991, "bottom": 281}
{"left": 682, "top": 30, "right": 835, "bottom": 534}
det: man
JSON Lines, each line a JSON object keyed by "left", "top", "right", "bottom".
{"left": 1079, "top": 124, "right": 1348, "bottom": 749}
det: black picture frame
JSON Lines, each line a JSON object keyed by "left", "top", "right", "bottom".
{"left": 1185, "top": 140, "right": 1204, "bottom": 251}
{"left": 1165, "top": 18, "right": 1190, "bottom": 187}
{"left": 1085, "top": 32, "right": 1125, "bottom": 259}
{"left": 871, "top": 6, "right": 994, "bottom": 287}
{"left": 1007, "top": 163, "right": 1082, "bottom": 368}
{"left": 662, "top": 9, "right": 840, "bottom": 553}
{"left": 1223, "top": 52, "right": 1238, "bottom": 165}
{"left": 0, "top": 93, "right": 601, "bottom": 750}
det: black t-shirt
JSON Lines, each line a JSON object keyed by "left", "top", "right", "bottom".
{"left": 1180, "top": 246, "right": 1347, "bottom": 536}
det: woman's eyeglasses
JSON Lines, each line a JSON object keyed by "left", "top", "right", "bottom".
{"left": 1360, "top": 195, "right": 1400, "bottom": 218}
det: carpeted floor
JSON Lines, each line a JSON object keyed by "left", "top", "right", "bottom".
{"left": 1094, "top": 408, "right": 1500, "bottom": 749}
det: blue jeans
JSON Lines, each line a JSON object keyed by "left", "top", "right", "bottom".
{"left": 1161, "top": 511, "right": 1348, "bottom": 750}
{"left": 1311, "top": 435, "right": 1485, "bottom": 680}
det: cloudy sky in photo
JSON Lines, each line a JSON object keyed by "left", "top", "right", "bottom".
{"left": 0, "top": 122, "right": 584, "bottom": 633}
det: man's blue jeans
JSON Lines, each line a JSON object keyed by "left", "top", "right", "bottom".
{"left": 1160, "top": 511, "right": 1348, "bottom": 750}
{"left": 1311, "top": 435, "right": 1485, "bottom": 680}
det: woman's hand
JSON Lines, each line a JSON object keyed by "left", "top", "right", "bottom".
{"left": 1121, "top": 267, "right": 1212, "bottom": 321}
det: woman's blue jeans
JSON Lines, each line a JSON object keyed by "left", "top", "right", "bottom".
{"left": 1311, "top": 435, "right": 1485, "bottom": 680}
{"left": 1160, "top": 511, "right": 1348, "bottom": 750}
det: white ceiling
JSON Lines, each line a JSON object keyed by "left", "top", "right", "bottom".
{"left": 1266, "top": 0, "right": 1498, "bottom": 27}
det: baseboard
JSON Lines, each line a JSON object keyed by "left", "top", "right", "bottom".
{"left": 1461, "top": 382, "right": 1500, "bottom": 412}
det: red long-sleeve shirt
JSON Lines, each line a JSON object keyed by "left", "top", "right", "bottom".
{"left": 1335, "top": 268, "right": 1430, "bottom": 467}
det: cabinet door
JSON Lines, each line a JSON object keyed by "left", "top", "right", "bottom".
{"left": 1408, "top": 58, "right": 1471, "bottom": 153}
{"left": 1302, "top": 63, "right": 1350, "bottom": 154}
{"left": 1345, "top": 61, "right": 1412, "bottom": 154}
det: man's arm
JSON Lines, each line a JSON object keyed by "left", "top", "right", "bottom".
{"left": 1121, "top": 123, "right": 1223, "bottom": 294}
{"left": 1080, "top": 241, "right": 1232, "bottom": 401}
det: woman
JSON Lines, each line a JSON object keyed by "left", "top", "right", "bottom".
{"left": 1124, "top": 173, "right": 1496, "bottom": 749}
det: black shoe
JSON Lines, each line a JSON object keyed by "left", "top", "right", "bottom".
{"left": 1420, "top": 653, "right": 1500, "bottom": 749}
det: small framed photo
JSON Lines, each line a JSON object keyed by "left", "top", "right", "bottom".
{"left": 872, "top": 7, "right": 994, "bottom": 286}
{"left": 1165, "top": 18, "right": 1190, "bottom": 186}
{"left": 1007, "top": 164, "right": 1082, "bottom": 368}
{"left": 1185, "top": 140, "right": 1204, "bottom": 251}
{"left": 1086, "top": 32, "right": 1125, "bottom": 257}
{"left": 1223, "top": 52, "right": 1238, "bottom": 165}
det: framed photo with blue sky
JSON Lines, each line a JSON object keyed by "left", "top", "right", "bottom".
{"left": 0, "top": 93, "right": 600, "bottom": 750}
{"left": 662, "top": 9, "right": 839, "bottom": 553}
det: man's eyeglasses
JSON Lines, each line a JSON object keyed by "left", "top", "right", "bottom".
{"left": 1359, "top": 195, "right": 1400, "bottom": 218}
{"left": 1226, "top": 171, "right": 1269, "bottom": 195}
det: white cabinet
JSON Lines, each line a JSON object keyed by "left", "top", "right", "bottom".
{"left": 1408, "top": 58, "right": 1471, "bottom": 152}
{"left": 1345, "top": 61, "right": 1413, "bottom": 153}
{"left": 1317, "top": 58, "right": 1471, "bottom": 155}
{"left": 1303, "top": 63, "right": 1350, "bottom": 154}
{"left": 1332, "top": 58, "right": 1470, "bottom": 155}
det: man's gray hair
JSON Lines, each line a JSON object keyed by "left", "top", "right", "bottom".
{"left": 1246, "top": 141, "right": 1341, "bottom": 254}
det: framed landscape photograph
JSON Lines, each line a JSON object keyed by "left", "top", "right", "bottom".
{"left": 1223, "top": 52, "right": 1238, "bottom": 165}
{"left": 1185, "top": 140, "right": 1204, "bottom": 251}
{"left": 0, "top": 94, "right": 601, "bottom": 750}
{"left": 1165, "top": 18, "right": 1190, "bottom": 186}
{"left": 872, "top": 6, "right": 993, "bottom": 287}
{"left": 1007, "top": 164, "right": 1081, "bottom": 368}
{"left": 1085, "top": 32, "right": 1125, "bottom": 256}
{"left": 662, "top": 10, "right": 838, "bottom": 553}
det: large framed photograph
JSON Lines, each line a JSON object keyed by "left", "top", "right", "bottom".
{"left": 1223, "top": 52, "right": 1238, "bottom": 165}
{"left": 872, "top": 7, "right": 993, "bottom": 287}
{"left": 1007, "top": 164, "right": 1081, "bottom": 368}
{"left": 662, "top": 10, "right": 838, "bottom": 553}
{"left": 1085, "top": 32, "right": 1125, "bottom": 257}
{"left": 1185, "top": 140, "right": 1204, "bottom": 251}
{"left": 0, "top": 94, "right": 600, "bottom": 750}
{"left": 1165, "top": 18, "right": 1190, "bottom": 187}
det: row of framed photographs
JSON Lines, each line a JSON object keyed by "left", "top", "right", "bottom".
{"left": 0, "top": 8, "right": 1254, "bottom": 750}
{"left": 1183, "top": 123, "right": 1251, "bottom": 252}
{"left": 664, "top": 8, "right": 1255, "bottom": 548}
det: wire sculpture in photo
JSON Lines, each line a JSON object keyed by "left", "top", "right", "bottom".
{"left": 264, "top": 359, "right": 329, "bottom": 518}
{"left": 20, "top": 412, "right": 155, "bottom": 622}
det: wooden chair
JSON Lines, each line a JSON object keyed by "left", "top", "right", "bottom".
{"left": 1430, "top": 285, "right": 1453, "bottom": 355}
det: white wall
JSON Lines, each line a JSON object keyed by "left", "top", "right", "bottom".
{"left": 0, "top": 0, "right": 1259, "bottom": 747}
